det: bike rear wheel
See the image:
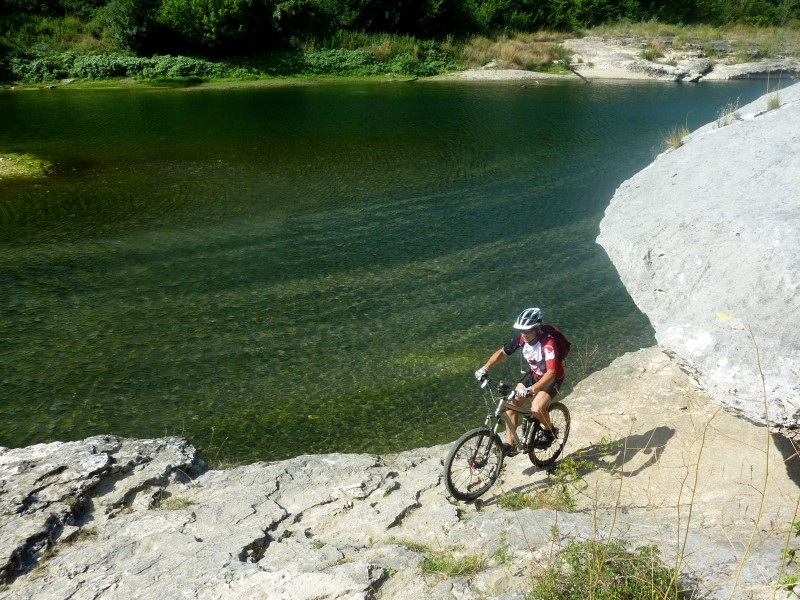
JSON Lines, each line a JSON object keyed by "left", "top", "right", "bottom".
{"left": 528, "top": 402, "right": 570, "bottom": 467}
{"left": 444, "top": 427, "right": 504, "bottom": 501}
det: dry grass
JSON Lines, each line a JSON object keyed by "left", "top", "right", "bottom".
{"left": 458, "top": 32, "right": 570, "bottom": 71}
{"left": 663, "top": 124, "right": 690, "bottom": 151}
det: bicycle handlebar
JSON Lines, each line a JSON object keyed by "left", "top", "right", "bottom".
{"left": 478, "top": 376, "right": 514, "bottom": 398}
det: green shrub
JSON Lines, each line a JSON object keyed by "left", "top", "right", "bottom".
{"left": 531, "top": 539, "right": 682, "bottom": 599}
{"left": 157, "top": 0, "right": 259, "bottom": 50}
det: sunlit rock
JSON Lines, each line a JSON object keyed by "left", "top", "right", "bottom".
{"left": 598, "top": 81, "right": 800, "bottom": 429}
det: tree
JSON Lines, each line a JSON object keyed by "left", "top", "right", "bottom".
{"left": 105, "top": 0, "right": 161, "bottom": 51}
{"left": 158, "top": 0, "right": 264, "bottom": 51}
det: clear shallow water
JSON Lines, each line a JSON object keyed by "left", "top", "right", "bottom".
{"left": 0, "top": 78, "right": 783, "bottom": 461}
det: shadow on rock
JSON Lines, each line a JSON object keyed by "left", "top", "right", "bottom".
{"left": 772, "top": 431, "right": 800, "bottom": 487}
{"left": 525, "top": 425, "right": 676, "bottom": 480}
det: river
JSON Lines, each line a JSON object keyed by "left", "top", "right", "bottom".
{"left": 0, "top": 78, "right": 782, "bottom": 462}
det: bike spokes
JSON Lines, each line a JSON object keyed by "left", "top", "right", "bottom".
{"left": 444, "top": 428, "right": 503, "bottom": 501}
{"left": 528, "top": 403, "right": 570, "bottom": 467}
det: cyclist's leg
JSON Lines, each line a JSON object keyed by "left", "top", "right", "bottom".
{"left": 505, "top": 372, "right": 534, "bottom": 445}
{"left": 531, "top": 378, "right": 563, "bottom": 432}
{"left": 504, "top": 383, "right": 528, "bottom": 445}
{"left": 530, "top": 390, "right": 553, "bottom": 430}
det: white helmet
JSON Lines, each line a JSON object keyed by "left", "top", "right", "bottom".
{"left": 513, "top": 307, "right": 542, "bottom": 330}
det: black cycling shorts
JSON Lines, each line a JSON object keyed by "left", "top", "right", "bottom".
{"left": 520, "top": 371, "right": 563, "bottom": 397}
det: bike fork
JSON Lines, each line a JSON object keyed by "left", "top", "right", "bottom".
{"left": 468, "top": 423, "right": 501, "bottom": 467}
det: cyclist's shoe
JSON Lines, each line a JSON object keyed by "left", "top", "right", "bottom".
{"left": 501, "top": 442, "right": 519, "bottom": 457}
{"left": 535, "top": 429, "right": 557, "bottom": 449}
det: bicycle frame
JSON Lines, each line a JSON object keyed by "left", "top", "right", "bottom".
{"left": 481, "top": 379, "right": 537, "bottom": 451}
{"left": 444, "top": 377, "right": 571, "bottom": 501}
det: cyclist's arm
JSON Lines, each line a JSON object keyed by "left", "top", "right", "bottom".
{"left": 481, "top": 348, "right": 506, "bottom": 371}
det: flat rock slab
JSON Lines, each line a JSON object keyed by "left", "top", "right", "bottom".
{"left": 1, "top": 349, "right": 798, "bottom": 599}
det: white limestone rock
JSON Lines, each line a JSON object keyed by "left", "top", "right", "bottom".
{"left": 597, "top": 81, "right": 800, "bottom": 429}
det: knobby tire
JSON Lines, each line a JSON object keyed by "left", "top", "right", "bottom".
{"left": 528, "top": 402, "right": 570, "bottom": 467}
{"left": 444, "top": 427, "right": 504, "bottom": 501}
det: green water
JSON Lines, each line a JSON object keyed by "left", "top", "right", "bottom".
{"left": 0, "top": 79, "right": 779, "bottom": 462}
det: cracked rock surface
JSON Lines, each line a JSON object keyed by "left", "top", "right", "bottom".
{"left": 1, "top": 347, "right": 798, "bottom": 599}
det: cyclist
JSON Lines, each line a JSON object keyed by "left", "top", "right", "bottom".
{"left": 474, "top": 307, "right": 564, "bottom": 456}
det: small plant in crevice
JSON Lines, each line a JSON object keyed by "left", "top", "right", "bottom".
{"left": 391, "top": 538, "right": 486, "bottom": 577}
{"left": 664, "top": 124, "right": 690, "bottom": 151}
{"left": 497, "top": 490, "right": 541, "bottom": 510}
{"left": 492, "top": 532, "right": 514, "bottom": 569}
{"left": 419, "top": 548, "right": 485, "bottom": 577}
{"left": 777, "top": 520, "right": 800, "bottom": 593}
{"left": 767, "top": 93, "right": 781, "bottom": 111}
{"left": 544, "top": 454, "right": 593, "bottom": 511}
{"left": 151, "top": 492, "right": 194, "bottom": 511}
{"left": 715, "top": 97, "right": 741, "bottom": 128}
{"left": 497, "top": 454, "right": 594, "bottom": 513}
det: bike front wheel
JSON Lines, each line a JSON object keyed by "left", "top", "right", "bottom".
{"left": 444, "top": 427, "right": 504, "bottom": 501}
{"left": 528, "top": 402, "right": 571, "bottom": 467}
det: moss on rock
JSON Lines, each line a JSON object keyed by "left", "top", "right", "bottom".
{"left": 0, "top": 153, "right": 53, "bottom": 179}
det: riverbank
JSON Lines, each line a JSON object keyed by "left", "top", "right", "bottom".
{"left": 1, "top": 347, "right": 797, "bottom": 599}
{"left": 437, "top": 34, "right": 800, "bottom": 83}
{"left": 3, "top": 31, "right": 800, "bottom": 92}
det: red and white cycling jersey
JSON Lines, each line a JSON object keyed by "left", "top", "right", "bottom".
{"left": 502, "top": 331, "right": 565, "bottom": 380}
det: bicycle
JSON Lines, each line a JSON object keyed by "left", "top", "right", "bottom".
{"left": 443, "top": 377, "right": 571, "bottom": 502}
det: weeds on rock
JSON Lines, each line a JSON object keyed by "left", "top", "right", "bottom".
{"left": 715, "top": 97, "right": 741, "bottom": 128}
{"left": 420, "top": 549, "right": 485, "bottom": 576}
{"left": 492, "top": 532, "right": 514, "bottom": 569}
{"left": 529, "top": 539, "right": 683, "bottom": 599}
{"left": 392, "top": 538, "right": 486, "bottom": 577}
{"left": 778, "top": 520, "right": 800, "bottom": 593}
{"left": 497, "top": 490, "right": 540, "bottom": 510}
{"left": 640, "top": 40, "right": 665, "bottom": 62}
{"left": 496, "top": 453, "right": 594, "bottom": 512}
{"left": 664, "top": 124, "right": 690, "bottom": 151}
{"left": 151, "top": 493, "right": 194, "bottom": 510}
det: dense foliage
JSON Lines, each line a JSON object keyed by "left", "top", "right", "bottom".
{"left": 1, "top": 45, "right": 459, "bottom": 82}
{"left": 1, "top": 0, "right": 799, "bottom": 81}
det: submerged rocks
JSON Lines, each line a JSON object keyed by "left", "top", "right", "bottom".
{"left": 598, "top": 82, "right": 800, "bottom": 429}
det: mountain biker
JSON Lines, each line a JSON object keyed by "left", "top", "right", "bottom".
{"left": 474, "top": 307, "right": 564, "bottom": 456}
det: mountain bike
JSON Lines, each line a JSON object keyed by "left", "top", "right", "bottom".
{"left": 443, "top": 377, "right": 570, "bottom": 502}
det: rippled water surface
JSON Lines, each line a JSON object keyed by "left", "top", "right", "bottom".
{"left": 0, "top": 78, "right": 780, "bottom": 461}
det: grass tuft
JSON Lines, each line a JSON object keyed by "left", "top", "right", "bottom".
{"left": 457, "top": 33, "right": 570, "bottom": 72}
{"left": 420, "top": 550, "right": 485, "bottom": 576}
{"left": 152, "top": 494, "right": 194, "bottom": 510}
{"left": 715, "top": 97, "right": 741, "bottom": 128}
{"left": 531, "top": 538, "right": 682, "bottom": 599}
{"left": 664, "top": 125, "right": 690, "bottom": 151}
